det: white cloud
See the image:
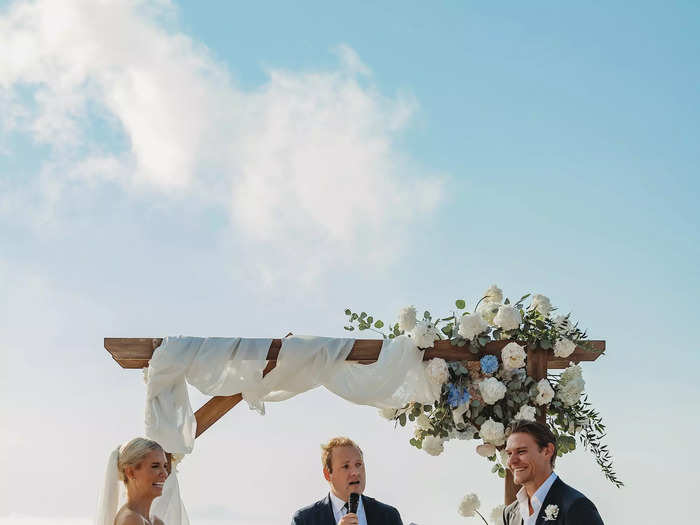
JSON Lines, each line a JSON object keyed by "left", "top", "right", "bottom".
{"left": 0, "top": 0, "right": 444, "bottom": 279}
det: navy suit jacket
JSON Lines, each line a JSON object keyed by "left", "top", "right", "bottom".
{"left": 503, "top": 477, "right": 604, "bottom": 525}
{"left": 291, "top": 493, "right": 403, "bottom": 525}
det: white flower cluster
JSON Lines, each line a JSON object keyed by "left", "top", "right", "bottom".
{"left": 490, "top": 504, "right": 506, "bottom": 524}
{"left": 554, "top": 338, "right": 576, "bottom": 358}
{"left": 458, "top": 493, "right": 481, "bottom": 517}
{"left": 412, "top": 320, "right": 439, "bottom": 348}
{"left": 458, "top": 312, "right": 488, "bottom": 340}
{"left": 531, "top": 294, "right": 553, "bottom": 316}
{"left": 422, "top": 435, "right": 444, "bottom": 456}
{"left": 514, "top": 404, "right": 536, "bottom": 421}
{"left": 479, "top": 377, "right": 507, "bottom": 404}
{"left": 494, "top": 304, "right": 521, "bottom": 331}
{"left": 425, "top": 358, "right": 449, "bottom": 386}
{"left": 535, "top": 378, "right": 555, "bottom": 405}
{"left": 557, "top": 363, "right": 585, "bottom": 406}
{"left": 501, "top": 342, "right": 526, "bottom": 370}
{"left": 479, "top": 418, "right": 505, "bottom": 446}
{"left": 476, "top": 443, "right": 496, "bottom": 457}
{"left": 398, "top": 306, "right": 417, "bottom": 332}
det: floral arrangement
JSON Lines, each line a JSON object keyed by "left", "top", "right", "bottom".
{"left": 344, "top": 285, "right": 622, "bottom": 487}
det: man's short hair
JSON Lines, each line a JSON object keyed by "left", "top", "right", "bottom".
{"left": 321, "top": 436, "right": 363, "bottom": 473}
{"left": 507, "top": 420, "right": 557, "bottom": 467}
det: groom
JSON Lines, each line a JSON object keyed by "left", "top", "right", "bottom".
{"left": 502, "top": 420, "right": 604, "bottom": 524}
{"left": 291, "top": 436, "right": 403, "bottom": 525}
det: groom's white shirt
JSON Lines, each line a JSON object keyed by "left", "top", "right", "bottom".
{"left": 516, "top": 471, "right": 558, "bottom": 525}
{"left": 329, "top": 491, "right": 367, "bottom": 525}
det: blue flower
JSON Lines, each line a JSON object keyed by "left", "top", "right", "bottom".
{"left": 480, "top": 354, "right": 499, "bottom": 374}
{"left": 447, "top": 383, "right": 471, "bottom": 408}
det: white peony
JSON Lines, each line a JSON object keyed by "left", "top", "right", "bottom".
{"left": 501, "top": 342, "right": 526, "bottom": 370}
{"left": 477, "top": 301, "right": 501, "bottom": 325}
{"left": 378, "top": 407, "right": 398, "bottom": 420}
{"left": 398, "top": 306, "right": 417, "bottom": 332}
{"left": 425, "top": 358, "right": 449, "bottom": 386}
{"left": 422, "top": 435, "right": 444, "bottom": 456}
{"left": 557, "top": 363, "right": 585, "bottom": 406}
{"left": 553, "top": 338, "right": 576, "bottom": 358}
{"left": 531, "top": 294, "right": 553, "bottom": 316}
{"left": 458, "top": 493, "right": 481, "bottom": 517}
{"left": 479, "top": 377, "right": 507, "bottom": 405}
{"left": 494, "top": 305, "right": 522, "bottom": 331}
{"left": 458, "top": 312, "right": 488, "bottom": 340}
{"left": 416, "top": 413, "right": 432, "bottom": 430}
{"left": 535, "top": 378, "right": 555, "bottom": 405}
{"left": 514, "top": 404, "right": 537, "bottom": 421}
{"left": 479, "top": 418, "right": 505, "bottom": 446}
{"left": 483, "top": 284, "right": 504, "bottom": 304}
{"left": 411, "top": 320, "right": 439, "bottom": 348}
{"left": 476, "top": 443, "right": 496, "bottom": 457}
{"left": 490, "top": 504, "right": 506, "bottom": 524}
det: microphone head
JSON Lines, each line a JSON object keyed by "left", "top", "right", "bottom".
{"left": 348, "top": 492, "right": 360, "bottom": 514}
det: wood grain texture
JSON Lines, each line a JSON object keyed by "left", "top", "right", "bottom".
{"left": 105, "top": 338, "right": 604, "bottom": 369}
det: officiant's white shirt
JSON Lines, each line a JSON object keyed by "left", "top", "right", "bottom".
{"left": 516, "top": 472, "right": 558, "bottom": 525}
{"left": 330, "top": 491, "right": 367, "bottom": 525}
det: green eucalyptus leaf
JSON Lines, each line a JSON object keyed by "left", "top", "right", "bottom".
{"left": 455, "top": 299, "right": 466, "bottom": 309}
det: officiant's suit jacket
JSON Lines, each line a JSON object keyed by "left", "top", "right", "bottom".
{"left": 503, "top": 477, "right": 603, "bottom": 525}
{"left": 291, "top": 493, "right": 403, "bottom": 525}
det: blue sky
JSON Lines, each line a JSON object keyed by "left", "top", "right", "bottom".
{"left": 1, "top": 1, "right": 698, "bottom": 524}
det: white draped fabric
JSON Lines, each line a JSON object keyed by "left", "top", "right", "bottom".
{"left": 98, "top": 334, "right": 441, "bottom": 525}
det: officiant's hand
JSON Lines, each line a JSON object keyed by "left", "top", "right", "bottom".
{"left": 339, "top": 513, "right": 359, "bottom": 525}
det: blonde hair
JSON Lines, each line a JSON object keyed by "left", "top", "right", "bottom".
{"left": 117, "top": 437, "right": 164, "bottom": 484}
{"left": 321, "top": 437, "right": 362, "bottom": 473}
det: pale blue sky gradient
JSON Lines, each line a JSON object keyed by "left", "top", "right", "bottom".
{"left": 1, "top": 1, "right": 698, "bottom": 524}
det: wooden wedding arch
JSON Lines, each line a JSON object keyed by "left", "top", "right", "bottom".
{"left": 105, "top": 336, "right": 604, "bottom": 504}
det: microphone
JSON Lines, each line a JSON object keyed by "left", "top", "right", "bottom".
{"left": 348, "top": 492, "right": 360, "bottom": 514}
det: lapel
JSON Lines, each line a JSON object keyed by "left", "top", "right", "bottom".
{"left": 322, "top": 494, "right": 336, "bottom": 525}
{"left": 361, "top": 495, "right": 376, "bottom": 524}
{"left": 535, "top": 477, "right": 564, "bottom": 525}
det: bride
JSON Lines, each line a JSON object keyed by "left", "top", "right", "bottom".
{"left": 97, "top": 437, "right": 169, "bottom": 525}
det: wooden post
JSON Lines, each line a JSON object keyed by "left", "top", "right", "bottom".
{"left": 504, "top": 347, "right": 550, "bottom": 505}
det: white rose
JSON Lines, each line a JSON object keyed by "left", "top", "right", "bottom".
{"left": 535, "top": 378, "right": 555, "bottom": 405}
{"left": 501, "top": 342, "right": 526, "bottom": 370}
{"left": 490, "top": 504, "right": 506, "bottom": 524}
{"left": 411, "top": 320, "right": 439, "bottom": 348}
{"left": 479, "top": 377, "right": 507, "bottom": 405}
{"left": 425, "top": 358, "right": 449, "bottom": 386}
{"left": 398, "top": 306, "right": 417, "bottom": 332}
{"left": 480, "top": 418, "right": 505, "bottom": 446}
{"left": 553, "top": 338, "right": 576, "bottom": 358}
{"left": 494, "top": 305, "right": 522, "bottom": 331}
{"left": 483, "top": 284, "right": 504, "bottom": 304}
{"left": 416, "top": 413, "right": 432, "bottom": 430}
{"left": 531, "top": 294, "right": 553, "bottom": 316}
{"left": 557, "top": 364, "right": 585, "bottom": 406}
{"left": 422, "top": 435, "right": 444, "bottom": 456}
{"left": 514, "top": 404, "right": 536, "bottom": 421}
{"left": 458, "top": 493, "right": 481, "bottom": 517}
{"left": 477, "top": 301, "right": 501, "bottom": 325}
{"left": 499, "top": 448, "right": 509, "bottom": 468}
{"left": 476, "top": 443, "right": 496, "bottom": 457}
{"left": 458, "top": 312, "right": 488, "bottom": 340}
{"left": 378, "top": 407, "right": 398, "bottom": 420}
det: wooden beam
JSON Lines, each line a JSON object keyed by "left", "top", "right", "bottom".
{"left": 193, "top": 360, "right": 277, "bottom": 438}
{"left": 105, "top": 338, "right": 605, "bottom": 369}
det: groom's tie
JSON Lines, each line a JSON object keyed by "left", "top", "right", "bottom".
{"left": 342, "top": 502, "right": 349, "bottom": 515}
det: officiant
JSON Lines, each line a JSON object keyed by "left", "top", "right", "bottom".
{"left": 290, "top": 436, "right": 403, "bottom": 525}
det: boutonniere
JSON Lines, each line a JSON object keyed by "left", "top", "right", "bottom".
{"left": 544, "top": 504, "right": 559, "bottom": 521}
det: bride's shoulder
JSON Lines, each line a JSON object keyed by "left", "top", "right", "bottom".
{"left": 114, "top": 507, "right": 148, "bottom": 525}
